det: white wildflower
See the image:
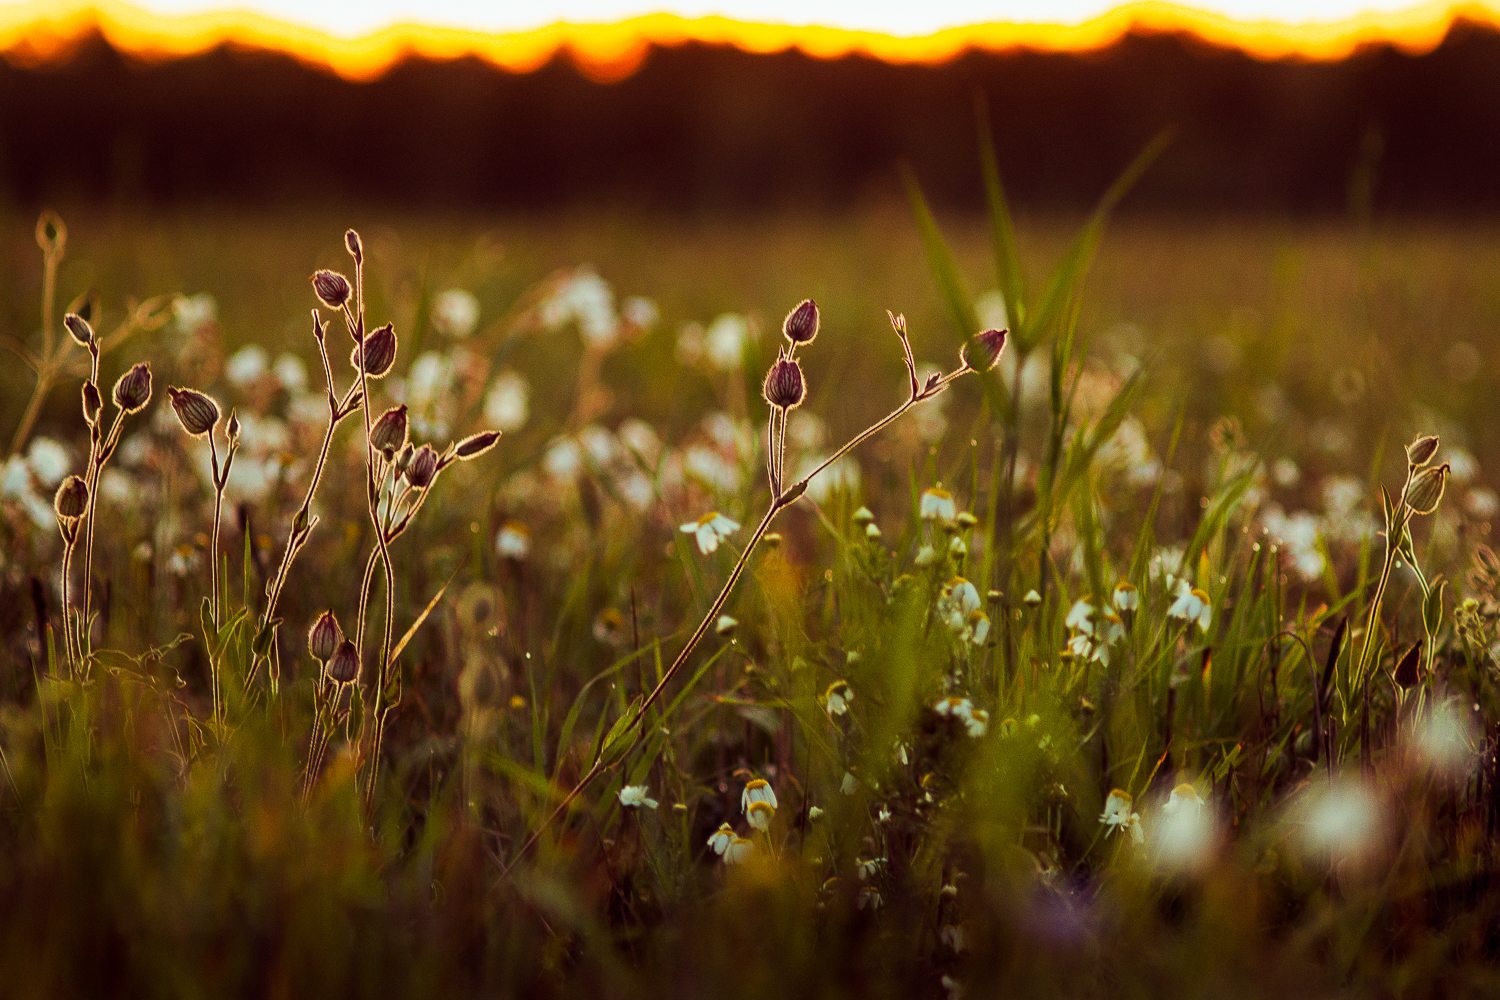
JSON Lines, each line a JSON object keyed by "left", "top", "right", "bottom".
{"left": 1101, "top": 789, "right": 1143, "bottom": 844}
{"left": 706, "top": 822, "right": 735, "bottom": 855}
{"left": 681, "top": 511, "right": 740, "bottom": 554}
{"left": 27, "top": 437, "right": 70, "bottom": 487}
{"left": 224, "top": 344, "right": 269, "bottom": 387}
{"left": 173, "top": 292, "right": 217, "bottom": 335}
{"left": 273, "top": 353, "right": 308, "bottom": 393}
{"left": 824, "top": 680, "right": 853, "bottom": 717}
{"left": 746, "top": 800, "right": 775, "bottom": 832}
{"left": 495, "top": 522, "right": 529, "bottom": 560}
{"left": 621, "top": 295, "right": 659, "bottom": 331}
{"left": 741, "top": 778, "right": 777, "bottom": 813}
{"left": 856, "top": 857, "right": 885, "bottom": 880}
{"left": 920, "top": 486, "right": 957, "bottom": 522}
{"left": 483, "top": 371, "right": 529, "bottom": 432}
{"left": 841, "top": 771, "right": 858, "bottom": 796}
{"left": 1112, "top": 582, "right": 1139, "bottom": 612}
{"left": 704, "top": 313, "right": 749, "bottom": 370}
{"left": 542, "top": 437, "right": 583, "bottom": 483}
{"left": 432, "top": 288, "right": 480, "bottom": 339}
{"left": 618, "top": 785, "right": 658, "bottom": 809}
{"left": 724, "top": 837, "right": 755, "bottom": 865}
{"left": 1167, "top": 580, "right": 1212, "bottom": 631}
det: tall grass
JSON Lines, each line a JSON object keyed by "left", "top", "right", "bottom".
{"left": 0, "top": 156, "right": 1499, "bottom": 996}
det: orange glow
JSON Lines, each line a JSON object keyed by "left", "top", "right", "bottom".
{"left": 0, "top": 0, "right": 1497, "bottom": 82}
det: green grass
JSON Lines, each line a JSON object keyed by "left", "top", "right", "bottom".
{"left": 2, "top": 195, "right": 1500, "bottom": 997}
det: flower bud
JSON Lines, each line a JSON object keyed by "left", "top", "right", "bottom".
{"left": 395, "top": 442, "right": 414, "bottom": 475}
{"left": 64, "top": 312, "right": 94, "bottom": 347}
{"left": 1406, "top": 434, "right": 1440, "bottom": 468}
{"left": 1406, "top": 462, "right": 1449, "bottom": 516}
{"left": 307, "top": 610, "right": 342, "bottom": 663}
{"left": 406, "top": 444, "right": 439, "bottom": 488}
{"left": 168, "top": 386, "right": 220, "bottom": 437}
{"left": 81, "top": 380, "right": 101, "bottom": 425}
{"left": 226, "top": 408, "right": 241, "bottom": 443}
{"left": 369, "top": 404, "right": 409, "bottom": 458}
{"left": 112, "top": 362, "right": 153, "bottom": 414}
{"left": 311, "top": 269, "right": 352, "bottom": 310}
{"left": 762, "top": 357, "right": 806, "bottom": 410}
{"left": 326, "top": 638, "right": 359, "bottom": 684}
{"left": 961, "top": 328, "right": 1008, "bottom": 373}
{"left": 345, "top": 229, "right": 363, "bottom": 264}
{"left": 54, "top": 475, "right": 88, "bottom": 519}
{"left": 454, "top": 430, "right": 501, "bottom": 461}
{"left": 1393, "top": 643, "right": 1421, "bottom": 689}
{"left": 783, "top": 299, "right": 819, "bottom": 346}
{"left": 350, "top": 322, "right": 397, "bottom": 378}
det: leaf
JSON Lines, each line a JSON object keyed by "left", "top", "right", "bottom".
{"left": 900, "top": 164, "right": 979, "bottom": 345}
{"left": 554, "top": 642, "right": 659, "bottom": 778}
{"left": 1321, "top": 617, "right": 1347, "bottom": 712}
{"left": 1423, "top": 578, "right": 1446, "bottom": 640}
{"left": 595, "top": 696, "right": 642, "bottom": 770}
{"left": 385, "top": 558, "right": 466, "bottom": 669}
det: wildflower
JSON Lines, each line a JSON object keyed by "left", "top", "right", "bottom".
{"left": 495, "top": 522, "right": 529, "bottom": 560}
{"left": 808, "top": 806, "right": 825, "bottom": 821}
{"left": 948, "top": 535, "right": 967, "bottom": 557}
{"left": 1066, "top": 599, "right": 1094, "bottom": 632}
{"left": 940, "top": 923, "right": 969, "bottom": 953}
{"left": 724, "top": 837, "right": 755, "bottom": 865}
{"left": 273, "top": 353, "right": 308, "bottom": 393}
{"left": 621, "top": 295, "right": 659, "bottom": 331}
{"left": 866, "top": 523, "right": 882, "bottom": 539}
{"left": 715, "top": 615, "right": 739, "bottom": 636}
{"left": 482, "top": 371, "right": 530, "bottom": 432}
{"left": 618, "top": 785, "right": 659, "bottom": 810}
{"left": 704, "top": 313, "right": 749, "bottom": 370}
{"left": 681, "top": 511, "right": 740, "bottom": 554}
{"left": 1163, "top": 783, "right": 1204, "bottom": 817}
{"left": 167, "top": 387, "right": 219, "bottom": 438}
{"left": 707, "top": 823, "right": 736, "bottom": 855}
{"left": 920, "top": 486, "right": 957, "bottom": 522}
{"left": 27, "top": 437, "right": 71, "bottom": 486}
{"left": 762, "top": 356, "right": 806, "bottom": 410}
{"left": 225, "top": 344, "right": 269, "bottom": 387}
{"left": 966, "top": 708, "right": 990, "bottom": 738}
{"left": 173, "top": 292, "right": 217, "bottom": 334}
{"left": 853, "top": 506, "right": 875, "bottom": 525}
{"left": 1023, "top": 589, "right": 1042, "bottom": 606}
{"left": 1167, "top": 581, "right": 1213, "bottom": 631}
{"left": 876, "top": 806, "right": 891, "bottom": 823}
{"left": 746, "top": 800, "right": 775, "bottom": 831}
{"left": 856, "top": 886, "right": 882, "bottom": 910}
{"left": 856, "top": 857, "right": 885, "bottom": 880}
{"left": 782, "top": 299, "right": 819, "bottom": 346}
{"left": 1101, "top": 789, "right": 1144, "bottom": 844}
{"left": 742, "top": 778, "right": 777, "bottom": 813}
{"left": 967, "top": 610, "right": 990, "bottom": 646}
{"left": 432, "top": 288, "right": 480, "bottom": 338}
{"left": 1112, "top": 581, "right": 1139, "bottom": 612}
{"left": 824, "top": 680, "right": 853, "bottom": 717}
{"left": 914, "top": 545, "right": 939, "bottom": 567}
{"left": 841, "top": 771, "right": 858, "bottom": 796}
{"left": 543, "top": 437, "right": 583, "bottom": 482}
{"left": 933, "top": 696, "right": 975, "bottom": 722}
{"left": 892, "top": 739, "right": 909, "bottom": 765}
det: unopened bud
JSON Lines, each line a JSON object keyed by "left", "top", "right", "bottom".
{"left": 307, "top": 610, "right": 342, "bottom": 662}
{"left": 961, "top": 328, "right": 1008, "bottom": 373}
{"left": 1406, "top": 434, "right": 1440, "bottom": 468}
{"left": 395, "top": 442, "right": 414, "bottom": 474}
{"left": 762, "top": 357, "right": 806, "bottom": 410}
{"left": 326, "top": 638, "right": 359, "bottom": 684}
{"left": 345, "top": 229, "right": 363, "bottom": 264}
{"left": 226, "top": 408, "right": 241, "bottom": 443}
{"left": 81, "top": 381, "right": 101, "bottom": 425}
{"left": 406, "top": 444, "right": 439, "bottom": 488}
{"left": 783, "top": 299, "right": 819, "bottom": 346}
{"left": 311, "top": 269, "right": 352, "bottom": 310}
{"left": 1393, "top": 643, "right": 1421, "bottom": 689}
{"left": 54, "top": 475, "right": 88, "bottom": 519}
{"left": 64, "top": 312, "right": 94, "bottom": 347}
{"left": 350, "top": 322, "right": 397, "bottom": 378}
{"left": 369, "top": 405, "right": 409, "bottom": 458}
{"left": 112, "top": 362, "right": 153, "bottom": 413}
{"left": 1405, "top": 462, "right": 1449, "bottom": 516}
{"left": 168, "top": 386, "right": 220, "bottom": 437}
{"left": 454, "top": 430, "right": 501, "bottom": 461}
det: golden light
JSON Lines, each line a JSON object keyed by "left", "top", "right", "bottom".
{"left": 0, "top": 0, "right": 1497, "bottom": 84}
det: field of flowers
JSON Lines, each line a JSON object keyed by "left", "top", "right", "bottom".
{"left": 3, "top": 162, "right": 1500, "bottom": 997}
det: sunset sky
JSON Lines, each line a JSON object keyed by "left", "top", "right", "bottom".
{"left": 115, "top": 0, "right": 1440, "bottom": 35}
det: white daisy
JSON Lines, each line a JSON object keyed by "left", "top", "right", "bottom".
{"left": 432, "top": 288, "right": 480, "bottom": 339}
{"left": 495, "top": 522, "right": 529, "bottom": 560}
{"left": 1167, "top": 580, "right": 1213, "bottom": 631}
{"left": 618, "top": 785, "right": 659, "bottom": 809}
{"left": 1101, "top": 789, "right": 1144, "bottom": 844}
{"left": 706, "top": 822, "right": 736, "bottom": 856}
{"left": 919, "top": 486, "right": 957, "bottom": 522}
{"left": 741, "top": 778, "right": 777, "bottom": 813}
{"left": 681, "top": 511, "right": 740, "bottom": 554}
{"left": 824, "top": 680, "right": 853, "bottom": 717}
{"left": 724, "top": 836, "right": 755, "bottom": 865}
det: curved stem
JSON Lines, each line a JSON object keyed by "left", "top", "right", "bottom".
{"left": 81, "top": 409, "right": 125, "bottom": 654}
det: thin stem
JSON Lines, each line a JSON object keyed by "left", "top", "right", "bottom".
{"left": 81, "top": 408, "right": 125, "bottom": 656}
{"left": 208, "top": 434, "right": 224, "bottom": 625}
{"left": 59, "top": 535, "right": 77, "bottom": 672}
{"left": 1353, "top": 467, "right": 1416, "bottom": 696}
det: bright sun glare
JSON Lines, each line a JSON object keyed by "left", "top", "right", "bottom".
{"left": 0, "top": 0, "right": 1496, "bottom": 81}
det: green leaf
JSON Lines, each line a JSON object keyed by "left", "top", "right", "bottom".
{"left": 385, "top": 558, "right": 465, "bottom": 669}
{"left": 554, "top": 642, "right": 659, "bottom": 779}
{"left": 1423, "top": 578, "right": 1446, "bottom": 640}
{"left": 595, "top": 696, "right": 642, "bottom": 770}
{"left": 900, "top": 164, "right": 979, "bottom": 346}
{"left": 252, "top": 618, "right": 281, "bottom": 659}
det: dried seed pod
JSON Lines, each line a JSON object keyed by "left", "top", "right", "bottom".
{"left": 454, "top": 430, "right": 501, "bottom": 461}
{"left": 326, "top": 638, "right": 359, "bottom": 684}
{"left": 112, "top": 362, "right": 153, "bottom": 414}
{"left": 1393, "top": 644, "right": 1421, "bottom": 689}
{"left": 1406, "top": 462, "right": 1450, "bottom": 516}
{"left": 961, "top": 328, "right": 1008, "bottom": 373}
{"left": 369, "top": 404, "right": 409, "bottom": 458}
{"left": 406, "top": 444, "right": 439, "bottom": 488}
{"left": 311, "top": 269, "right": 352, "bottom": 310}
{"left": 81, "top": 381, "right": 101, "bottom": 425}
{"left": 762, "top": 357, "right": 806, "bottom": 410}
{"left": 782, "top": 299, "right": 819, "bottom": 346}
{"left": 167, "top": 386, "right": 220, "bottom": 437}
{"left": 349, "top": 322, "right": 397, "bottom": 377}
{"left": 345, "top": 229, "right": 363, "bottom": 264}
{"left": 307, "top": 610, "right": 342, "bottom": 663}
{"left": 63, "top": 312, "right": 94, "bottom": 346}
{"left": 1406, "top": 434, "right": 1440, "bottom": 468}
{"left": 54, "top": 475, "right": 88, "bottom": 519}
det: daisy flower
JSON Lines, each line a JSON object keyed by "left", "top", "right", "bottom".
{"left": 681, "top": 511, "right": 740, "bottom": 554}
{"left": 919, "top": 486, "right": 957, "bottom": 522}
{"left": 618, "top": 785, "right": 659, "bottom": 809}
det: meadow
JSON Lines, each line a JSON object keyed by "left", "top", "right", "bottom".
{"left": 2, "top": 175, "right": 1500, "bottom": 998}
